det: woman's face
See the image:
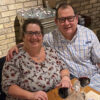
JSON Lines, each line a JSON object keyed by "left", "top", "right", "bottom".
{"left": 23, "top": 23, "right": 43, "bottom": 50}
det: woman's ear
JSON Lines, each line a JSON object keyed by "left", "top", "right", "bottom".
{"left": 55, "top": 18, "right": 58, "bottom": 25}
{"left": 22, "top": 34, "right": 25, "bottom": 42}
{"left": 22, "top": 38, "right": 24, "bottom": 42}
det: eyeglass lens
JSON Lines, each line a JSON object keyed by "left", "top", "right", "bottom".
{"left": 25, "top": 31, "right": 41, "bottom": 36}
{"left": 58, "top": 16, "right": 75, "bottom": 23}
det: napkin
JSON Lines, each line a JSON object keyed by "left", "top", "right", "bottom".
{"left": 86, "top": 91, "right": 100, "bottom": 100}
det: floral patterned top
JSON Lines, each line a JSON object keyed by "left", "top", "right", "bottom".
{"left": 2, "top": 46, "right": 66, "bottom": 100}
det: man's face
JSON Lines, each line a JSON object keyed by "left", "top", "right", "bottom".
{"left": 55, "top": 6, "right": 78, "bottom": 40}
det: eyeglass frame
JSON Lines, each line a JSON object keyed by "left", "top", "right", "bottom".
{"left": 57, "top": 16, "right": 76, "bottom": 23}
{"left": 24, "top": 31, "right": 42, "bottom": 37}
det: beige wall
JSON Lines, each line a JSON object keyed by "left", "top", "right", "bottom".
{"left": 67, "top": 0, "right": 100, "bottom": 31}
{"left": 0, "top": 0, "right": 100, "bottom": 57}
{"left": 0, "top": 0, "right": 42, "bottom": 57}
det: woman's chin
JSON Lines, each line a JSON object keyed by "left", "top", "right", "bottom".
{"left": 31, "top": 43, "right": 40, "bottom": 47}
{"left": 31, "top": 44, "right": 38, "bottom": 48}
{"left": 28, "top": 41, "right": 42, "bottom": 48}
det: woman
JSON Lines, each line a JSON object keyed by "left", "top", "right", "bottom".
{"left": 2, "top": 18, "right": 72, "bottom": 100}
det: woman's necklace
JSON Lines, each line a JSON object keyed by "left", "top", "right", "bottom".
{"left": 31, "top": 47, "right": 45, "bottom": 62}
{"left": 23, "top": 46, "right": 45, "bottom": 62}
{"left": 34, "top": 55, "right": 41, "bottom": 60}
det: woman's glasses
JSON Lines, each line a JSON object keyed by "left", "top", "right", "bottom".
{"left": 58, "top": 16, "right": 76, "bottom": 23}
{"left": 25, "top": 31, "right": 41, "bottom": 37}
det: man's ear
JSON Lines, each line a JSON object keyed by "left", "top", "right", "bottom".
{"left": 76, "top": 15, "right": 79, "bottom": 23}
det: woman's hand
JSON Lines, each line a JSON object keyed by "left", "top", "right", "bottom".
{"left": 6, "top": 45, "right": 19, "bottom": 61}
{"left": 58, "top": 69, "right": 72, "bottom": 88}
{"left": 31, "top": 91, "right": 48, "bottom": 100}
{"left": 7, "top": 85, "right": 47, "bottom": 100}
{"left": 56, "top": 76, "right": 72, "bottom": 88}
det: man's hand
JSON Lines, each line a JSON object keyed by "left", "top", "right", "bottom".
{"left": 6, "top": 45, "right": 19, "bottom": 61}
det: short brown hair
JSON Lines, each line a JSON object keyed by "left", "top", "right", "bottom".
{"left": 55, "top": 2, "right": 75, "bottom": 19}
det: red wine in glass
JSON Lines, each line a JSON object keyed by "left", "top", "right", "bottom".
{"left": 79, "top": 77, "right": 90, "bottom": 87}
{"left": 58, "top": 88, "right": 68, "bottom": 99}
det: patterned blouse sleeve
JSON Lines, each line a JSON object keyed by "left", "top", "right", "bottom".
{"left": 58, "top": 58, "right": 67, "bottom": 71}
{"left": 2, "top": 58, "right": 20, "bottom": 95}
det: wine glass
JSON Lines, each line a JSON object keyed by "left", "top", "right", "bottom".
{"left": 79, "top": 77, "right": 90, "bottom": 87}
{"left": 78, "top": 76, "right": 90, "bottom": 93}
{"left": 58, "top": 87, "right": 68, "bottom": 100}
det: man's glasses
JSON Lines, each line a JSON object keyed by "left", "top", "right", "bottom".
{"left": 25, "top": 31, "right": 41, "bottom": 37}
{"left": 58, "top": 16, "right": 76, "bottom": 23}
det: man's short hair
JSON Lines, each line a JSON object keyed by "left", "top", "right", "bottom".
{"left": 55, "top": 2, "right": 75, "bottom": 19}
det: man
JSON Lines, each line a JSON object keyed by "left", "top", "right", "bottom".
{"left": 6, "top": 2, "right": 100, "bottom": 91}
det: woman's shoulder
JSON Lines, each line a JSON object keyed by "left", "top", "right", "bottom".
{"left": 45, "top": 46, "right": 57, "bottom": 53}
{"left": 44, "top": 46, "right": 59, "bottom": 58}
{"left": 12, "top": 47, "right": 25, "bottom": 60}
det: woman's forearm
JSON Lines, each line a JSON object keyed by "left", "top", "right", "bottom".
{"left": 8, "top": 85, "right": 34, "bottom": 100}
{"left": 59, "top": 69, "right": 72, "bottom": 88}
{"left": 60, "top": 69, "right": 70, "bottom": 78}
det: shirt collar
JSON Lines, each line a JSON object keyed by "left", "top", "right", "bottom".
{"left": 57, "top": 25, "right": 79, "bottom": 43}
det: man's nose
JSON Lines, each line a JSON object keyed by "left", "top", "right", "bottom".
{"left": 65, "top": 19, "right": 69, "bottom": 25}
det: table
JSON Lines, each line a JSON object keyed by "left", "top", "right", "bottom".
{"left": 47, "top": 78, "right": 100, "bottom": 100}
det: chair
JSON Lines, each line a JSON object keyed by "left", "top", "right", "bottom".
{"left": 0, "top": 56, "right": 6, "bottom": 100}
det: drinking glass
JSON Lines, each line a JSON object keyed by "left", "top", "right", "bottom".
{"left": 79, "top": 77, "right": 90, "bottom": 87}
{"left": 78, "top": 76, "right": 90, "bottom": 93}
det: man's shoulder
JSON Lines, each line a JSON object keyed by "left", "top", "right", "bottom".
{"left": 77, "top": 25, "right": 95, "bottom": 35}
{"left": 77, "top": 25, "right": 98, "bottom": 42}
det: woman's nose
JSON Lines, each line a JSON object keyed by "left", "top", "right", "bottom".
{"left": 31, "top": 34, "right": 38, "bottom": 38}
